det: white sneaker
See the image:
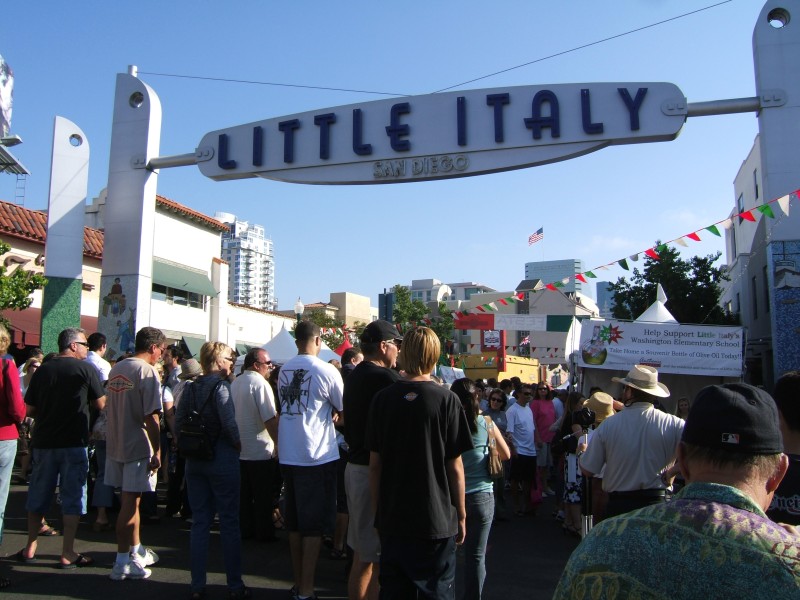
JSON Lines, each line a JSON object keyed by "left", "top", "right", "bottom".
{"left": 134, "top": 547, "right": 159, "bottom": 566}
{"left": 110, "top": 560, "right": 151, "bottom": 581}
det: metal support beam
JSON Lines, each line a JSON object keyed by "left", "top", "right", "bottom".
{"left": 686, "top": 97, "right": 761, "bottom": 117}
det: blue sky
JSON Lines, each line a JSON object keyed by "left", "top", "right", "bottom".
{"left": 1, "top": 0, "right": 766, "bottom": 308}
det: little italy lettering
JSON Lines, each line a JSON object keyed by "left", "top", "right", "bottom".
{"left": 197, "top": 82, "right": 686, "bottom": 185}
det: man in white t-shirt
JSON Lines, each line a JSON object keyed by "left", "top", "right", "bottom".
{"left": 85, "top": 332, "right": 112, "bottom": 383}
{"left": 278, "top": 321, "right": 344, "bottom": 600}
{"left": 231, "top": 347, "right": 279, "bottom": 542}
{"left": 506, "top": 383, "right": 538, "bottom": 516}
{"left": 104, "top": 327, "right": 165, "bottom": 581}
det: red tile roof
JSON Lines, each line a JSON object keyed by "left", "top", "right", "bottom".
{"left": 0, "top": 195, "right": 228, "bottom": 258}
{"left": 156, "top": 195, "right": 229, "bottom": 232}
{"left": 0, "top": 199, "right": 104, "bottom": 259}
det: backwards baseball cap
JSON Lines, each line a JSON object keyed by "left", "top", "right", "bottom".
{"left": 681, "top": 383, "right": 783, "bottom": 454}
{"left": 360, "top": 320, "right": 402, "bottom": 344}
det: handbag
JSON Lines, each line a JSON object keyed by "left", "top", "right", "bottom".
{"left": 177, "top": 381, "right": 221, "bottom": 461}
{"left": 485, "top": 417, "right": 504, "bottom": 480}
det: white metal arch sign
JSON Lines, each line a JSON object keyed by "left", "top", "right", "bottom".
{"left": 196, "top": 82, "right": 686, "bottom": 185}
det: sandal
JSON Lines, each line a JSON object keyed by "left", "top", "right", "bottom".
{"left": 59, "top": 553, "right": 95, "bottom": 569}
{"left": 272, "top": 508, "right": 285, "bottom": 530}
{"left": 14, "top": 549, "right": 36, "bottom": 563}
{"left": 0, "top": 576, "right": 9, "bottom": 589}
{"left": 38, "top": 524, "right": 59, "bottom": 536}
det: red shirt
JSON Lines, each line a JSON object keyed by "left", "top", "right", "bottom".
{"left": 0, "top": 358, "right": 25, "bottom": 440}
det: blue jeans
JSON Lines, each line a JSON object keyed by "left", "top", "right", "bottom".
{"left": 185, "top": 443, "right": 243, "bottom": 593}
{"left": 91, "top": 441, "right": 115, "bottom": 508}
{"left": 463, "top": 492, "right": 494, "bottom": 599}
{"left": 0, "top": 439, "right": 17, "bottom": 544}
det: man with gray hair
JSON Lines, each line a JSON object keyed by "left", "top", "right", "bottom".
{"left": 19, "top": 328, "right": 106, "bottom": 568}
{"left": 555, "top": 383, "right": 800, "bottom": 598}
{"left": 231, "top": 347, "right": 279, "bottom": 542}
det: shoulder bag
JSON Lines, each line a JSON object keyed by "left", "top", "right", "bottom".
{"left": 484, "top": 416, "right": 504, "bottom": 480}
{"left": 177, "top": 380, "right": 221, "bottom": 461}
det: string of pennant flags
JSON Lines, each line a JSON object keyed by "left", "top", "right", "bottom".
{"left": 318, "top": 191, "right": 794, "bottom": 340}
{"left": 451, "top": 189, "right": 796, "bottom": 317}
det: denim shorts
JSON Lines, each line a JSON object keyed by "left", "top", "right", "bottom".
{"left": 26, "top": 447, "right": 89, "bottom": 515}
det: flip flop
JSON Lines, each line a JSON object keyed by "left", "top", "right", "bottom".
{"left": 59, "top": 554, "right": 95, "bottom": 569}
{"left": 38, "top": 525, "right": 59, "bottom": 536}
{"left": 14, "top": 549, "right": 37, "bottom": 563}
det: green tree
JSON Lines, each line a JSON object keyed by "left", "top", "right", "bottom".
{"left": 295, "top": 309, "right": 347, "bottom": 350}
{"left": 391, "top": 284, "right": 428, "bottom": 325}
{"left": 609, "top": 243, "right": 738, "bottom": 325}
{"left": 391, "top": 285, "right": 454, "bottom": 361}
{"left": 0, "top": 241, "right": 48, "bottom": 328}
{"left": 430, "top": 301, "right": 455, "bottom": 363}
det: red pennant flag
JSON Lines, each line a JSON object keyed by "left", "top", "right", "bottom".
{"left": 455, "top": 311, "right": 464, "bottom": 319}
{"left": 644, "top": 248, "right": 660, "bottom": 260}
{"left": 498, "top": 298, "right": 509, "bottom": 306}
{"left": 740, "top": 210, "right": 756, "bottom": 222}
{"left": 687, "top": 232, "right": 701, "bottom": 242}
{"left": 545, "top": 284, "right": 558, "bottom": 291}
{"left": 476, "top": 305, "right": 486, "bottom": 312}
{"left": 575, "top": 274, "right": 587, "bottom": 283}
{"left": 516, "top": 292, "right": 525, "bottom": 300}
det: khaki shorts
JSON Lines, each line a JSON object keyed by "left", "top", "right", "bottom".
{"left": 344, "top": 463, "right": 380, "bottom": 563}
{"left": 104, "top": 457, "right": 157, "bottom": 493}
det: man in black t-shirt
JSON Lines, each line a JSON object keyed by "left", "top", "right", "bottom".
{"left": 343, "top": 320, "right": 401, "bottom": 600}
{"left": 21, "top": 327, "right": 106, "bottom": 568}
{"left": 367, "top": 327, "right": 473, "bottom": 600}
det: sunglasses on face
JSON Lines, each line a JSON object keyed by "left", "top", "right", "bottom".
{"left": 74, "top": 341, "right": 89, "bottom": 347}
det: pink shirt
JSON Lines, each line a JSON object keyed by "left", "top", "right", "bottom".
{"left": 531, "top": 399, "right": 557, "bottom": 443}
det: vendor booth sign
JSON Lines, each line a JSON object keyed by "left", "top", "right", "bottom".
{"left": 577, "top": 320, "right": 744, "bottom": 376}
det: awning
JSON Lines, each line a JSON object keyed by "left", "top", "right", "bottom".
{"left": 181, "top": 335, "right": 206, "bottom": 359}
{"left": 1, "top": 307, "right": 97, "bottom": 348}
{"left": 235, "top": 343, "right": 249, "bottom": 356}
{"left": 152, "top": 259, "right": 217, "bottom": 297}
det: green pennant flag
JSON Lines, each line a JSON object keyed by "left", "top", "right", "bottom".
{"left": 657, "top": 244, "right": 668, "bottom": 253}
{"left": 618, "top": 258, "right": 629, "bottom": 270}
{"left": 757, "top": 204, "right": 775, "bottom": 218}
{"left": 705, "top": 224, "right": 721, "bottom": 237}
{"left": 553, "top": 281, "right": 565, "bottom": 287}
{"left": 585, "top": 271, "right": 597, "bottom": 278}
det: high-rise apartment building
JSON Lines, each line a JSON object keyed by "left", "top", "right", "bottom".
{"left": 216, "top": 212, "right": 276, "bottom": 310}
{"left": 595, "top": 281, "right": 614, "bottom": 318}
{"left": 524, "top": 258, "right": 588, "bottom": 297}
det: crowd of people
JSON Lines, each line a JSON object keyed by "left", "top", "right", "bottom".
{"left": 0, "top": 319, "right": 798, "bottom": 598}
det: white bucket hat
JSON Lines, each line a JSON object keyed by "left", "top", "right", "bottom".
{"left": 611, "top": 364, "right": 670, "bottom": 398}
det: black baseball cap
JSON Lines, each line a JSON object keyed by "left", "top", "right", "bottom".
{"left": 681, "top": 383, "right": 783, "bottom": 455}
{"left": 360, "top": 320, "right": 402, "bottom": 344}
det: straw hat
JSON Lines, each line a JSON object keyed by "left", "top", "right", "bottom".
{"left": 611, "top": 364, "right": 670, "bottom": 398}
{"left": 585, "top": 392, "right": 615, "bottom": 424}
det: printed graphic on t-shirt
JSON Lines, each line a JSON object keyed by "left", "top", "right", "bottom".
{"left": 107, "top": 374, "right": 134, "bottom": 393}
{"left": 280, "top": 369, "right": 311, "bottom": 415}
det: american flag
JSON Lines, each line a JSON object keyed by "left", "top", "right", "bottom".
{"left": 528, "top": 227, "right": 544, "bottom": 245}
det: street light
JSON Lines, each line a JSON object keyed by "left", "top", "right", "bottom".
{"left": 294, "top": 297, "right": 304, "bottom": 323}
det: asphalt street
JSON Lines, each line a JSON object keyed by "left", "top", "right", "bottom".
{"left": 0, "top": 472, "right": 578, "bottom": 599}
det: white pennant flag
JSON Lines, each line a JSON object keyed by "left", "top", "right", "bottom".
{"left": 777, "top": 194, "right": 791, "bottom": 216}
{"left": 675, "top": 237, "right": 688, "bottom": 247}
{"left": 720, "top": 218, "right": 734, "bottom": 230}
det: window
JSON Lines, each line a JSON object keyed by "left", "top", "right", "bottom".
{"left": 737, "top": 193, "right": 744, "bottom": 213}
{"left": 151, "top": 283, "right": 206, "bottom": 310}
{"left": 736, "top": 293, "right": 740, "bottom": 314}
{"left": 763, "top": 265, "right": 770, "bottom": 313}
{"left": 751, "top": 276, "right": 758, "bottom": 318}
{"left": 754, "top": 169, "right": 759, "bottom": 200}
